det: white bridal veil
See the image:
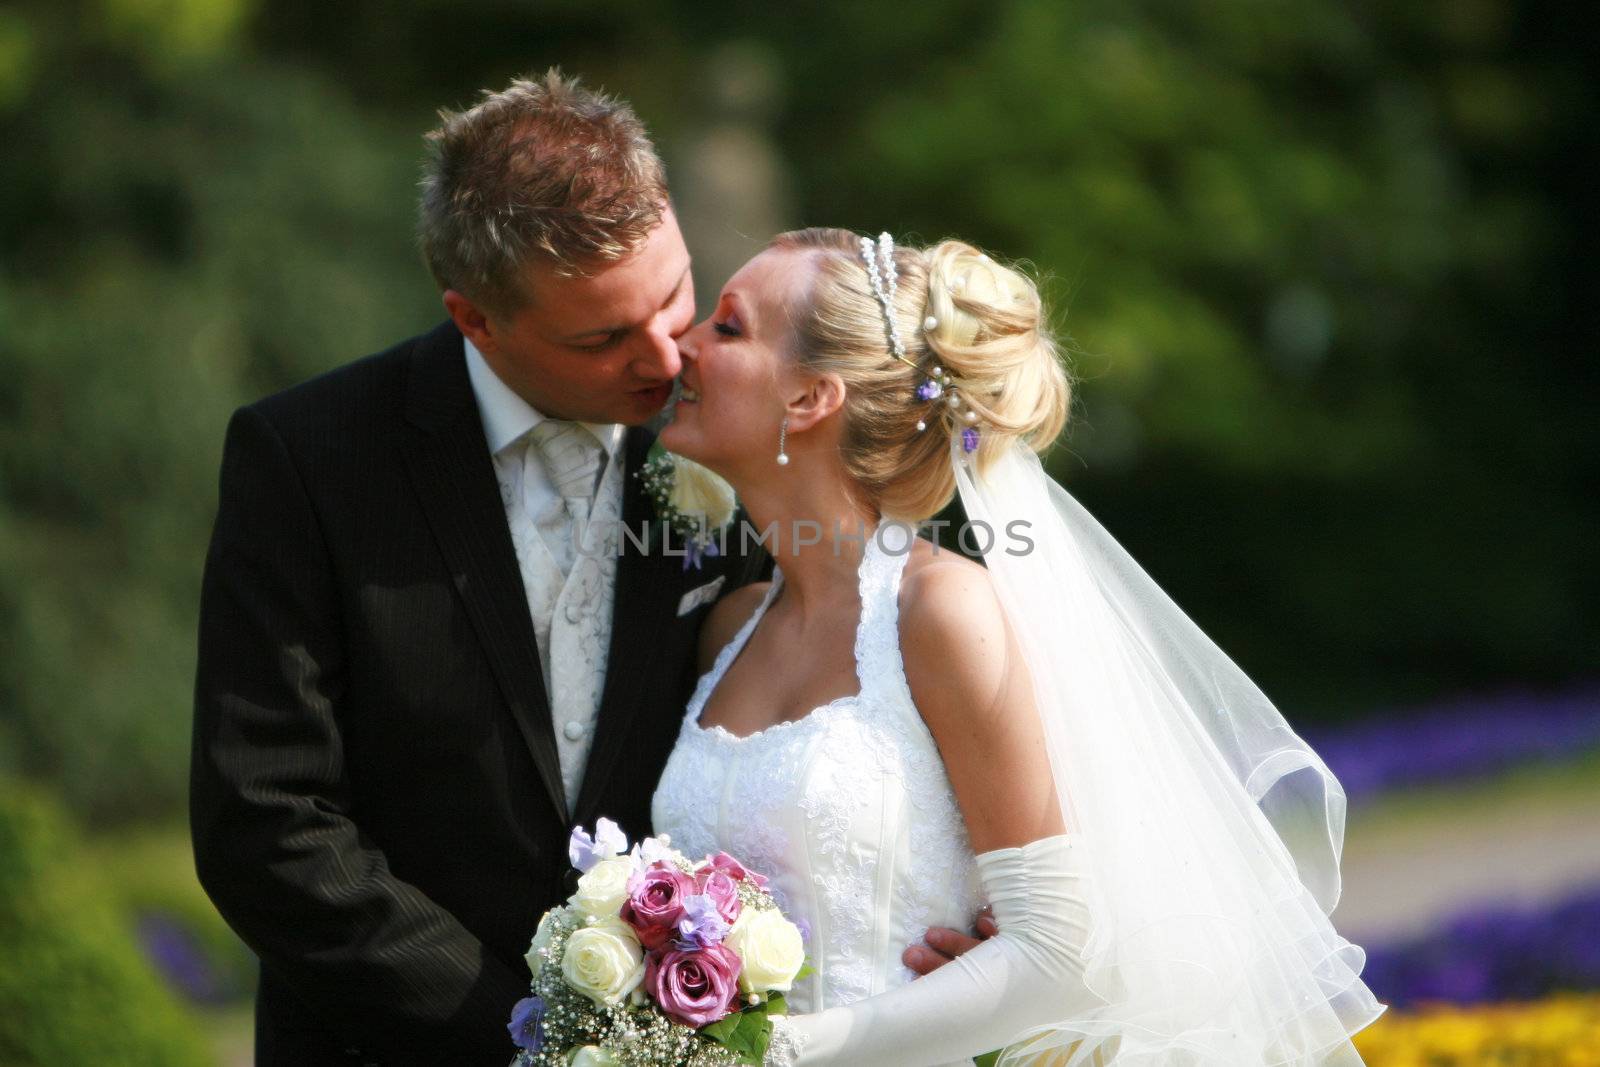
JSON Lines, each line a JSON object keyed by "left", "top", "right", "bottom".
{"left": 952, "top": 440, "right": 1385, "bottom": 1065}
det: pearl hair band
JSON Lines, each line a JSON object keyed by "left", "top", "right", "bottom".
{"left": 858, "top": 233, "right": 981, "bottom": 452}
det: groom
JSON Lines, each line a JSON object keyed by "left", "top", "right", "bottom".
{"left": 192, "top": 71, "right": 983, "bottom": 1067}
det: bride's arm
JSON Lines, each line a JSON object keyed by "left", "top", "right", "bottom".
{"left": 767, "top": 558, "right": 1099, "bottom": 1066}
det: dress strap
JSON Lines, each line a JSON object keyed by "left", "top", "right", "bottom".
{"left": 686, "top": 568, "right": 785, "bottom": 723}
{"left": 852, "top": 523, "right": 915, "bottom": 697}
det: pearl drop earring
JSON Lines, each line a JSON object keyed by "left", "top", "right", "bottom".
{"left": 776, "top": 418, "right": 790, "bottom": 466}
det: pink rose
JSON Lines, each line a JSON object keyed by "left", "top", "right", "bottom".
{"left": 694, "top": 868, "right": 743, "bottom": 926}
{"left": 622, "top": 864, "right": 694, "bottom": 951}
{"left": 704, "top": 851, "right": 769, "bottom": 889}
{"left": 646, "top": 944, "right": 742, "bottom": 1028}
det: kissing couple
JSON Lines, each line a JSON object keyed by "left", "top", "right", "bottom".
{"left": 192, "top": 71, "right": 1383, "bottom": 1066}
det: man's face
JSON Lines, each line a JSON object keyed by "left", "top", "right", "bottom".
{"left": 447, "top": 207, "right": 695, "bottom": 425}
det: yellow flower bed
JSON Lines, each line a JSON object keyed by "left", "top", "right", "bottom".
{"left": 1354, "top": 993, "right": 1600, "bottom": 1065}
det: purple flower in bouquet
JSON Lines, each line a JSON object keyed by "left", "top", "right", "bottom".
{"left": 694, "top": 868, "right": 744, "bottom": 926}
{"left": 623, "top": 864, "right": 696, "bottom": 951}
{"left": 675, "top": 894, "right": 733, "bottom": 949}
{"left": 508, "top": 995, "right": 545, "bottom": 1051}
{"left": 570, "top": 818, "right": 629, "bottom": 873}
{"left": 704, "top": 851, "right": 768, "bottom": 889}
{"left": 633, "top": 835, "right": 679, "bottom": 871}
{"left": 646, "top": 943, "right": 743, "bottom": 1028}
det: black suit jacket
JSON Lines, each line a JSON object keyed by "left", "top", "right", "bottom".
{"left": 191, "top": 321, "right": 766, "bottom": 1066}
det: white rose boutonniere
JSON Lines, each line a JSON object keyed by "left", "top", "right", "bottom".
{"left": 635, "top": 442, "right": 738, "bottom": 569}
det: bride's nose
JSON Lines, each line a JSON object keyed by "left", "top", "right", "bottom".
{"left": 675, "top": 319, "right": 708, "bottom": 365}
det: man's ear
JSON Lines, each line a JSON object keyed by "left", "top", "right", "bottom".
{"left": 783, "top": 372, "right": 847, "bottom": 434}
{"left": 443, "top": 290, "right": 496, "bottom": 353}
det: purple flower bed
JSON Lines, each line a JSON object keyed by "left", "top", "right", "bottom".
{"left": 1303, "top": 684, "right": 1600, "bottom": 806}
{"left": 1363, "top": 884, "right": 1600, "bottom": 1006}
{"left": 135, "top": 910, "right": 252, "bottom": 1004}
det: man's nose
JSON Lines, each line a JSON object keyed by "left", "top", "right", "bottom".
{"left": 635, "top": 324, "right": 682, "bottom": 381}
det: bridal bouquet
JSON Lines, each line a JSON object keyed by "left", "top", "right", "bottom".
{"left": 511, "top": 819, "right": 808, "bottom": 1066}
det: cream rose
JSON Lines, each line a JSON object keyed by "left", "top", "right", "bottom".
{"left": 668, "top": 456, "right": 736, "bottom": 529}
{"left": 568, "top": 1047, "right": 621, "bottom": 1067}
{"left": 561, "top": 918, "right": 646, "bottom": 1006}
{"left": 725, "top": 907, "right": 805, "bottom": 994}
{"left": 570, "top": 856, "right": 634, "bottom": 921}
{"left": 524, "top": 909, "right": 560, "bottom": 979}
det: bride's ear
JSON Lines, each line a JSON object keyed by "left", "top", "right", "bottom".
{"left": 783, "top": 372, "right": 846, "bottom": 433}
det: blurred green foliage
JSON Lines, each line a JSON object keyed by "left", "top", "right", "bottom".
{"left": 0, "top": 0, "right": 1594, "bottom": 824}
{"left": 0, "top": 784, "right": 212, "bottom": 1064}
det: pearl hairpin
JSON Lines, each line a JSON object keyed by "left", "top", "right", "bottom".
{"left": 860, "top": 231, "right": 986, "bottom": 453}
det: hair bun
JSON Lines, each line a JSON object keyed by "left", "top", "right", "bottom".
{"left": 766, "top": 228, "right": 1070, "bottom": 522}
{"left": 921, "top": 241, "right": 1065, "bottom": 462}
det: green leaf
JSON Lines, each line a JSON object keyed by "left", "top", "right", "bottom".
{"left": 701, "top": 1013, "right": 743, "bottom": 1043}
{"left": 703, "top": 999, "right": 785, "bottom": 1063}
{"left": 973, "top": 1050, "right": 1002, "bottom": 1067}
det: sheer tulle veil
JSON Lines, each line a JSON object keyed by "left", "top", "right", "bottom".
{"left": 949, "top": 438, "right": 1385, "bottom": 1065}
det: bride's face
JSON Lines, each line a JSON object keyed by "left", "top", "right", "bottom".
{"left": 660, "top": 247, "right": 816, "bottom": 478}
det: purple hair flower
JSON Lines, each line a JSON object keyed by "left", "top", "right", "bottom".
{"left": 961, "top": 426, "right": 980, "bottom": 453}
{"left": 916, "top": 379, "right": 944, "bottom": 401}
{"left": 508, "top": 995, "right": 545, "bottom": 1051}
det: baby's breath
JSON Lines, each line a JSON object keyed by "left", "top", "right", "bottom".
{"left": 635, "top": 452, "right": 722, "bottom": 552}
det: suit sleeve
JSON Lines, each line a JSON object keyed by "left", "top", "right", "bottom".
{"left": 190, "top": 405, "right": 525, "bottom": 1061}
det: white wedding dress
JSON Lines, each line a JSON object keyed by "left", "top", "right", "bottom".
{"left": 651, "top": 527, "right": 986, "bottom": 1025}
{"left": 651, "top": 448, "right": 1383, "bottom": 1066}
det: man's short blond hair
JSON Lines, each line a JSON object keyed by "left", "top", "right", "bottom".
{"left": 418, "top": 69, "right": 669, "bottom": 314}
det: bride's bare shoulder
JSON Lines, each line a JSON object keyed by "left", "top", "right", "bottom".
{"left": 697, "top": 581, "right": 773, "bottom": 673}
{"left": 898, "top": 541, "right": 995, "bottom": 619}
{"left": 897, "top": 542, "right": 1009, "bottom": 689}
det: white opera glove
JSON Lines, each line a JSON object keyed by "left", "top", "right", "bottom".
{"left": 765, "top": 834, "right": 1100, "bottom": 1066}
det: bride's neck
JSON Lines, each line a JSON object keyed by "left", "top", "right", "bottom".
{"left": 735, "top": 467, "right": 877, "bottom": 614}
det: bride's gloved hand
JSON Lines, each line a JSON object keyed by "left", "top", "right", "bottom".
{"left": 765, "top": 834, "right": 1099, "bottom": 1067}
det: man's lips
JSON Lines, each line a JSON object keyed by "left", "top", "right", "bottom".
{"left": 632, "top": 382, "right": 673, "bottom": 402}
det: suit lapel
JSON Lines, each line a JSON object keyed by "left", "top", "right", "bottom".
{"left": 399, "top": 322, "right": 568, "bottom": 826}
{"left": 574, "top": 427, "right": 681, "bottom": 820}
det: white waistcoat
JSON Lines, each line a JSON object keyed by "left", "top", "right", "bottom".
{"left": 499, "top": 450, "right": 623, "bottom": 813}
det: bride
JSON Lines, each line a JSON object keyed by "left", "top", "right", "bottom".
{"left": 649, "top": 228, "right": 1384, "bottom": 1065}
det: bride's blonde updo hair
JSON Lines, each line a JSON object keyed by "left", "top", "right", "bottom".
{"left": 770, "top": 228, "right": 1071, "bottom": 521}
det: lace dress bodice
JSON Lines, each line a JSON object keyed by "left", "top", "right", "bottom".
{"left": 651, "top": 530, "right": 983, "bottom": 1016}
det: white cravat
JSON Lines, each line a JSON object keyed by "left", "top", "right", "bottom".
{"left": 463, "top": 338, "right": 623, "bottom": 812}
{"left": 525, "top": 420, "right": 604, "bottom": 577}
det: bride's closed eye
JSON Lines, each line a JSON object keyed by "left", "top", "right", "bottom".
{"left": 713, "top": 312, "right": 743, "bottom": 338}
